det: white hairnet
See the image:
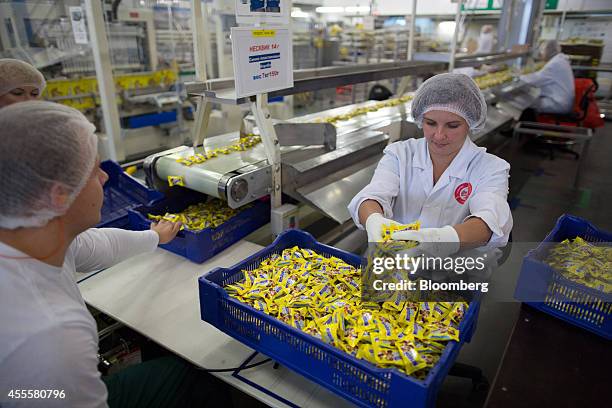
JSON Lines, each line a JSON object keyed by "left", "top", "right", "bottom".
{"left": 540, "top": 40, "right": 561, "bottom": 61}
{"left": 0, "top": 59, "right": 46, "bottom": 97}
{"left": 0, "top": 101, "right": 97, "bottom": 229}
{"left": 411, "top": 73, "right": 487, "bottom": 131}
{"left": 481, "top": 25, "right": 494, "bottom": 34}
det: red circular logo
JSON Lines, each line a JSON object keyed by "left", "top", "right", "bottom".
{"left": 454, "top": 182, "right": 472, "bottom": 205}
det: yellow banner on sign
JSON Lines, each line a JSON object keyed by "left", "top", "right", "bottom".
{"left": 252, "top": 29, "right": 276, "bottom": 37}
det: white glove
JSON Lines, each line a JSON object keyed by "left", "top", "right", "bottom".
{"left": 364, "top": 213, "right": 398, "bottom": 243}
{"left": 391, "top": 226, "right": 460, "bottom": 258}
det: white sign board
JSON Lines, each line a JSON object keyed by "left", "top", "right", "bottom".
{"left": 231, "top": 27, "right": 293, "bottom": 98}
{"left": 69, "top": 6, "right": 88, "bottom": 45}
{"left": 235, "top": 0, "right": 290, "bottom": 25}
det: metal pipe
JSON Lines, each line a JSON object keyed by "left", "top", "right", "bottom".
{"left": 557, "top": 10, "right": 567, "bottom": 41}
{"left": 191, "top": 0, "right": 208, "bottom": 82}
{"left": 84, "top": 0, "right": 125, "bottom": 161}
{"left": 448, "top": 0, "right": 464, "bottom": 72}
{"left": 408, "top": 0, "right": 417, "bottom": 61}
{"left": 202, "top": 2, "right": 215, "bottom": 78}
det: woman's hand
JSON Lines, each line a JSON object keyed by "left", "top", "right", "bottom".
{"left": 391, "top": 226, "right": 460, "bottom": 258}
{"left": 151, "top": 220, "right": 181, "bottom": 244}
{"left": 365, "top": 213, "right": 398, "bottom": 242}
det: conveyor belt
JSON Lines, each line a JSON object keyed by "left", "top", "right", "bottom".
{"left": 148, "top": 82, "right": 535, "bottom": 222}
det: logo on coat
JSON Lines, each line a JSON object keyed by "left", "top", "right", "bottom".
{"left": 454, "top": 182, "right": 472, "bottom": 205}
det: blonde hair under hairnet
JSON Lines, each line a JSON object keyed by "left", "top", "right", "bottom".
{"left": 0, "top": 101, "right": 97, "bottom": 229}
{"left": 0, "top": 59, "right": 46, "bottom": 97}
{"left": 411, "top": 73, "right": 487, "bottom": 131}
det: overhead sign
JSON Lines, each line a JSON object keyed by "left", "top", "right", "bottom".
{"left": 69, "top": 6, "right": 88, "bottom": 44}
{"left": 231, "top": 26, "right": 293, "bottom": 98}
{"left": 235, "top": 0, "right": 290, "bottom": 25}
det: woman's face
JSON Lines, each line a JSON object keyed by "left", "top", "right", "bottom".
{"left": 0, "top": 86, "right": 42, "bottom": 108}
{"left": 422, "top": 110, "right": 469, "bottom": 158}
{"left": 63, "top": 158, "right": 109, "bottom": 234}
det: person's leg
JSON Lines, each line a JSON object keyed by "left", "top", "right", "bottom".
{"left": 103, "top": 355, "right": 232, "bottom": 408}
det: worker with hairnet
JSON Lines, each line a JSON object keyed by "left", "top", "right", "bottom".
{"left": 0, "top": 59, "right": 46, "bottom": 108}
{"left": 348, "top": 73, "right": 512, "bottom": 257}
{"left": 520, "top": 40, "right": 575, "bottom": 114}
{"left": 0, "top": 102, "right": 231, "bottom": 407}
{"left": 475, "top": 25, "right": 495, "bottom": 54}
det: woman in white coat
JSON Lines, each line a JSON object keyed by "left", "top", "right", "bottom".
{"left": 520, "top": 40, "right": 575, "bottom": 114}
{"left": 475, "top": 25, "right": 495, "bottom": 54}
{"left": 0, "top": 102, "right": 231, "bottom": 407}
{"left": 348, "top": 73, "right": 513, "bottom": 256}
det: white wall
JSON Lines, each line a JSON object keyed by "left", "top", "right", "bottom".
{"left": 294, "top": 0, "right": 325, "bottom": 5}
{"left": 318, "top": 0, "right": 612, "bottom": 21}
{"left": 556, "top": 0, "right": 612, "bottom": 11}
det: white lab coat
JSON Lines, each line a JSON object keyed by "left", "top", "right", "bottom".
{"left": 520, "top": 53, "right": 575, "bottom": 114}
{"left": 348, "top": 137, "right": 513, "bottom": 245}
{"left": 475, "top": 32, "right": 495, "bottom": 54}
{"left": 0, "top": 228, "right": 159, "bottom": 408}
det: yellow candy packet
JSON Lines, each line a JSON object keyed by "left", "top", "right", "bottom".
{"left": 397, "top": 303, "right": 419, "bottom": 326}
{"left": 381, "top": 221, "right": 421, "bottom": 242}
{"left": 290, "top": 308, "right": 308, "bottom": 330}
{"left": 376, "top": 314, "right": 398, "bottom": 340}
{"left": 343, "top": 326, "right": 362, "bottom": 348}
{"left": 382, "top": 294, "right": 406, "bottom": 312}
{"left": 444, "top": 302, "right": 468, "bottom": 324}
{"left": 356, "top": 344, "right": 377, "bottom": 364}
{"left": 178, "top": 157, "right": 195, "bottom": 166}
{"left": 357, "top": 310, "right": 377, "bottom": 330}
{"left": 167, "top": 175, "right": 185, "bottom": 187}
{"left": 320, "top": 323, "right": 339, "bottom": 345}
{"left": 396, "top": 340, "right": 427, "bottom": 374}
{"left": 424, "top": 322, "right": 460, "bottom": 342}
{"left": 373, "top": 343, "right": 405, "bottom": 367}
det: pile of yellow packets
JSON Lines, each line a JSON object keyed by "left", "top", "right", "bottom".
{"left": 147, "top": 199, "right": 245, "bottom": 231}
{"left": 473, "top": 70, "right": 513, "bottom": 90}
{"left": 312, "top": 95, "right": 413, "bottom": 125}
{"left": 546, "top": 237, "right": 612, "bottom": 293}
{"left": 225, "top": 246, "right": 469, "bottom": 379}
{"left": 175, "top": 134, "right": 262, "bottom": 167}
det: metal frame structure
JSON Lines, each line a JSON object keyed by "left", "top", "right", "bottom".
{"left": 449, "top": 0, "right": 464, "bottom": 71}
{"left": 184, "top": 59, "right": 447, "bottom": 226}
{"left": 84, "top": 0, "right": 124, "bottom": 162}
{"left": 185, "top": 61, "right": 446, "bottom": 104}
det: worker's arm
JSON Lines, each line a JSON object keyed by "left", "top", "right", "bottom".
{"left": 71, "top": 222, "right": 179, "bottom": 273}
{"left": 348, "top": 145, "right": 401, "bottom": 229}
{"left": 464, "top": 159, "right": 513, "bottom": 246}
{"left": 520, "top": 60, "right": 555, "bottom": 87}
{"left": 357, "top": 199, "right": 384, "bottom": 227}
{"left": 453, "top": 217, "right": 493, "bottom": 247}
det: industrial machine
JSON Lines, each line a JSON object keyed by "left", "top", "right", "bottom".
{"left": 0, "top": 3, "right": 195, "bottom": 161}
{"left": 143, "top": 59, "right": 540, "bottom": 232}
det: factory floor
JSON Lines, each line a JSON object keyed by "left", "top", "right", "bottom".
{"left": 437, "top": 121, "right": 611, "bottom": 407}
{"left": 114, "top": 120, "right": 611, "bottom": 407}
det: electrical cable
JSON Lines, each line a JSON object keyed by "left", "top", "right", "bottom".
{"left": 195, "top": 358, "right": 273, "bottom": 373}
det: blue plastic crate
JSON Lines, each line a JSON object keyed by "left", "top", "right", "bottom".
{"left": 199, "top": 230, "right": 481, "bottom": 408}
{"left": 515, "top": 214, "right": 612, "bottom": 339}
{"left": 128, "top": 189, "right": 270, "bottom": 263}
{"left": 98, "top": 160, "right": 164, "bottom": 229}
